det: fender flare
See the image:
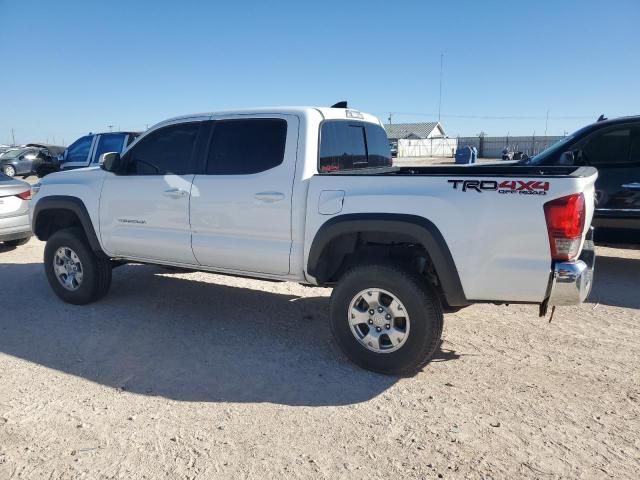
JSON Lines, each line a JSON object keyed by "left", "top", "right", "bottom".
{"left": 307, "top": 213, "right": 468, "bottom": 306}
{"left": 32, "top": 195, "right": 105, "bottom": 256}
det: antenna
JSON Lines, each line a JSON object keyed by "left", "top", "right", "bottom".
{"left": 438, "top": 54, "right": 444, "bottom": 123}
{"left": 545, "top": 109, "right": 549, "bottom": 136}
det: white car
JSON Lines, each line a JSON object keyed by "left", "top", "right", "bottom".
{"left": 29, "top": 105, "right": 597, "bottom": 375}
{"left": 0, "top": 172, "right": 32, "bottom": 246}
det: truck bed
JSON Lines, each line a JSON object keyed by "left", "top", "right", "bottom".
{"left": 306, "top": 165, "right": 598, "bottom": 303}
{"left": 318, "top": 165, "right": 597, "bottom": 178}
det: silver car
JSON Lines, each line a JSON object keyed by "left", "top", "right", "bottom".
{"left": 0, "top": 172, "right": 32, "bottom": 247}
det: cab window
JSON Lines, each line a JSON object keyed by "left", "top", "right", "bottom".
{"left": 319, "top": 121, "right": 392, "bottom": 172}
{"left": 205, "top": 119, "right": 287, "bottom": 175}
{"left": 581, "top": 126, "right": 640, "bottom": 166}
{"left": 93, "top": 134, "right": 126, "bottom": 163}
{"left": 65, "top": 136, "right": 93, "bottom": 164}
{"left": 124, "top": 123, "right": 200, "bottom": 175}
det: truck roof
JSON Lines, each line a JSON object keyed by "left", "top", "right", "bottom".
{"left": 590, "top": 115, "right": 640, "bottom": 127}
{"left": 153, "top": 107, "right": 383, "bottom": 130}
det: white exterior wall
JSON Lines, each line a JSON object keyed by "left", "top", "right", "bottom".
{"left": 398, "top": 138, "right": 458, "bottom": 157}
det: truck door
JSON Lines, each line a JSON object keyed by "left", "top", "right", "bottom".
{"left": 190, "top": 115, "right": 298, "bottom": 275}
{"left": 580, "top": 124, "right": 640, "bottom": 230}
{"left": 99, "top": 121, "right": 203, "bottom": 264}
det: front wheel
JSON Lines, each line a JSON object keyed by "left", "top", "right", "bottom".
{"left": 330, "top": 263, "right": 443, "bottom": 376}
{"left": 44, "top": 228, "right": 112, "bottom": 305}
{"left": 3, "top": 165, "right": 16, "bottom": 177}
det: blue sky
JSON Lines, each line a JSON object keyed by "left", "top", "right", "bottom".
{"left": 1, "top": 0, "right": 639, "bottom": 145}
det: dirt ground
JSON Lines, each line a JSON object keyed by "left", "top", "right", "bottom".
{"left": 0, "top": 239, "right": 638, "bottom": 479}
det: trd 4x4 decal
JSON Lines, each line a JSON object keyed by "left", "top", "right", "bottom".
{"left": 448, "top": 179, "right": 549, "bottom": 195}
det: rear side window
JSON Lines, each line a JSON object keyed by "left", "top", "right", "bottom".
{"left": 125, "top": 122, "right": 200, "bottom": 175}
{"left": 206, "top": 119, "right": 287, "bottom": 175}
{"left": 93, "top": 134, "right": 126, "bottom": 163}
{"left": 319, "top": 121, "right": 392, "bottom": 172}
{"left": 65, "top": 136, "right": 93, "bottom": 164}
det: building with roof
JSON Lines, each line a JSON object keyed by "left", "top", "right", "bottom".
{"left": 384, "top": 122, "right": 446, "bottom": 141}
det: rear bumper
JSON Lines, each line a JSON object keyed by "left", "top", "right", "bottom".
{"left": 0, "top": 213, "right": 32, "bottom": 242}
{"left": 548, "top": 228, "right": 595, "bottom": 306}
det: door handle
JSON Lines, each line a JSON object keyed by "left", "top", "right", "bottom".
{"left": 621, "top": 183, "right": 640, "bottom": 190}
{"left": 254, "top": 191, "right": 285, "bottom": 203}
{"left": 163, "top": 188, "right": 188, "bottom": 198}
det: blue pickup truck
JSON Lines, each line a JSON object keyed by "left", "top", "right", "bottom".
{"left": 60, "top": 131, "right": 140, "bottom": 171}
{"left": 37, "top": 131, "right": 139, "bottom": 177}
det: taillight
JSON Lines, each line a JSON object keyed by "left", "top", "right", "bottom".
{"left": 543, "top": 193, "right": 585, "bottom": 262}
{"left": 16, "top": 190, "right": 31, "bottom": 200}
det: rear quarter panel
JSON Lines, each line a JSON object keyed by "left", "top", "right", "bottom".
{"left": 305, "top": 171, "right": 596, "bottom": 303}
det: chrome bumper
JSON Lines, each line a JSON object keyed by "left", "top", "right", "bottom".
{"left": 548, "top": 229, "right": 595, "bottom": 306}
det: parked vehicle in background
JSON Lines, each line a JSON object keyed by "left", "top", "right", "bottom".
{"left": 522, "top": 115, "right": 640, "bottom": 235}
{"left": 0, "top": 172, "right": 32, "bottom": 247}
{"left": 0, "top": 144, "right": 64, "bottom": 178}
{"left": 389, "top": 141, "right": 398, "bottom": 158}
{"left": 502, "top": 147, "right": 529, "bottom": 161}
{"left": 37, "top": 132, "right": 140, "bottom": 178}
{"left": 31, "top": 105, "right": 597, "bottom": 375}
{"left": 61, "top": 132, "right": 139, "bottom": 170}
{"left": 501, "top": 147, "right": 514, "bottom": 160}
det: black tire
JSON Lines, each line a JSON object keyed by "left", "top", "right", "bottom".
{"left": 330, "top": 263, "right": 444, "bottom": 376}
{"left": 44, "top": 228, "right": 112, "bottom": 305}
{"left": 3, "top": 165, "right": 16, "bottom": 177}
{"left": 3, "top": 237, "right": 30, "bottom": 247}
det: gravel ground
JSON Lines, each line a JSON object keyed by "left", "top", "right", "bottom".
{"left": 0, "top": 239, "right": 638, "bottom": 479}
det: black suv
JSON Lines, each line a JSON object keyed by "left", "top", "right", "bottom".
{"left": 0, "top": 144, "right": 64, "bottom": 178}
{"left": 523, "top": 116, "right": 640, "bottom": 235}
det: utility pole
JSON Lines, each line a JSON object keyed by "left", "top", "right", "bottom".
{"left": 438, "top": 53, "right": 444, "bottom": 123}
{"left": 544, "top": 109, "right": 549, "bottom": 136}
{"left": 108, "top": 125, "right": 113, "bottom": 132}
{"left": 388, "top": 113, "right": 393, "bottom": 124}
{"left": 11, "top": 128, "right": 15, "bottom": 146}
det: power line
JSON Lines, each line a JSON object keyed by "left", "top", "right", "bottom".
{"left": 385, "top": 111, "right": 595, "bottom": 120}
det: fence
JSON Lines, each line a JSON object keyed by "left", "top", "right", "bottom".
{"left": 396, "top": 135, "right": 565, "bottom": 158}
{"left": 456, "top": 135, "right": 565, "bottom": 158}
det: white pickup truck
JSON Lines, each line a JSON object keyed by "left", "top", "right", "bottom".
{"left": 30, "top": 106, "right": 597, "bottom": 375}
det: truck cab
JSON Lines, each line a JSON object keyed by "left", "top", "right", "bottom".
{"left": 524, "top": 116, "right": 640, "bottom": 234}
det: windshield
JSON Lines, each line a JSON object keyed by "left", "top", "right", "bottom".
{"left": 0, "top": 149, "right": 23, "bottom": 160}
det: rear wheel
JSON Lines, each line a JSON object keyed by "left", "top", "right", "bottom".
{"left": 44, "top": 228, "right": 112, "bottom": 305}
{"left": 3, "top": 165, "right": 16, "bottom": 177}
{"left": 330, "top": 263, "right": 443, "bottom": 376}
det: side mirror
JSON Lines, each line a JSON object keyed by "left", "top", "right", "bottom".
{"left": 558, "top": 151, "right": 575, "bottom": 166}
{"left": 101, "top": 152, "right": 121, "bottom": 172}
